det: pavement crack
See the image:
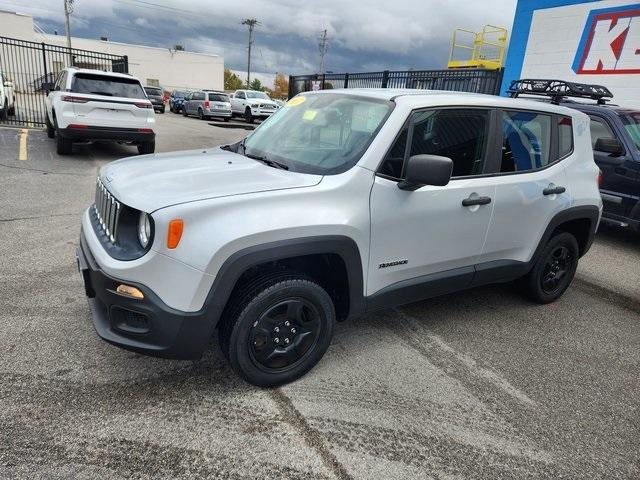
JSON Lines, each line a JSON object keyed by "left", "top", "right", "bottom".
{"left": 269, "top": 388, "right": 354, "bottom": 480}
{"left": 0, "top": 213, "right": 80, "bottom": 223}
{"left": 0, "top": 162, "right": 89, "bottom": 176}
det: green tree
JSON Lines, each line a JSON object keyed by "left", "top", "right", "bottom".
{"left": 249, "top": 78, "right": 264, "bottom": 91}
{"left": 224, "top": 69, "right": 244, "bottom": 91}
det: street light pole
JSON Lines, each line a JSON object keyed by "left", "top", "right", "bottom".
{"left": 64, "top": 0, "right": 74, "bottom": 65}
{"left": 241, "top": 18, "right": 260, "bottom": 88}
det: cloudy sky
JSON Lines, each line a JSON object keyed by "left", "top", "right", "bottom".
{"left": 0, "top": 0, "right": 516, "bottom": 82}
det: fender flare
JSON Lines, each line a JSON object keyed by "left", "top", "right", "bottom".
{"left": 201, "top": 235, "right": 366, "bottom": 326}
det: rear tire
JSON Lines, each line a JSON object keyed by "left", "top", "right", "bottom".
{"left": 520, "top": 232, "right": 579, "bottom": 304}
{"left": 182, "top": 107, "right": 188, "bottom": 117}
{"left": 137, "top": 140, "right": 155, "bottom": 155}
{"left": 219, "top": 273, "right": 335, "bottom": 387}
{"left": 198, "top": 108, "right": 205, "bottom": 120}
{"left": 55, "top": 132, "right": 72, "bottom": 155}
{"left": 45, "top": 114, "right": 55, "bottom": 138}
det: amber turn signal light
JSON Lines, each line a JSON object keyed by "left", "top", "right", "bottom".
{"left": 116, "top": 284, "right": 144, "bottom": 299}
{"left": 167, "top": 219, "right": 184, "bottom": 249}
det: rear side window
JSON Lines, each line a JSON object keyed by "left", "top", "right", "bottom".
{"left": 71, "top": 73, "right": 146, "bottom": 99}
{"left": 208, "top": 93, "right": 228, "bottom": 102}
{"left": 558, "top": 116, "right": 573, "bottom": 158}
{"left": 500, "top": 111, "right": 551, "bottom": 172}
{"left": 144, "top": 87, "right": 162, "bottom": 96}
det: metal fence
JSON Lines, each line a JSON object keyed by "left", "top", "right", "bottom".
{"left": 288, "top": 68, "right": 504, "bottom": 98}
{"left": 0, "top": 36, "right": 128, "bottom": 127}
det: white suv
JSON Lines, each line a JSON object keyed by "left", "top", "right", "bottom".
{"left": 45, "top": 68, "right": 155, "bottom": 155}
{"left": 77, "top": 89, "right": 602, "bottom": 386}
{"left": 0, "top": 72, "right": 15, "bottom": 120}
{"left": 230, "top": 89, "right": 279, "bottom": 123}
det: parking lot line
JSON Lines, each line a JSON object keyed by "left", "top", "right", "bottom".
{"left": 18, "top": 129, "right": 28, "bottom": 161}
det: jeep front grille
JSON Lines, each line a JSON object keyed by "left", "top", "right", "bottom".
{"left": 94, "top": 177, "right": 121, "bottom": 243}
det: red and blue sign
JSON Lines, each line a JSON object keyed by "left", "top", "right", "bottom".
{"left": 573, "top": 4, "right": 640, "bottom": 74}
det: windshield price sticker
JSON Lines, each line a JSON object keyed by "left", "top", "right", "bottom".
{"left": 286, "top": 96, "right": 306, "bottom": 107}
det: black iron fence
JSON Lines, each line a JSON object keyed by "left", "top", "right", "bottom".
{"left": 0, "top": 36, "right": 128, "bottom": 127}
{"left": 288, "top": 68, "right": 504, "bottom": 98}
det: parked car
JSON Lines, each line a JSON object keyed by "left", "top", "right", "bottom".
{"left": 143, "top": 86, "right": 165, "bottom": 114}
{"left": 509, "top": 79, "right": 640, "bottom": 232}
{"left": 182, "top": 90, "right": 232, "bottom": 121}
{"left": 169, "top": 90, "right": 187, "bottom": 113}
{"left": 229, "top": 89, "right": 279, "bottom": 123}
{"left": 77, "top": 89, "right": 601, "bottom": 387}
{"left": 45, "top": 67, "right": 155, "bottom": 155}
{"left": 0, "top": 72, "right": 16, "bottom": 120}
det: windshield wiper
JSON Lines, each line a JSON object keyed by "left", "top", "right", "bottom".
{"left": 245, "top": 152, "right": 289, "bottom": 170}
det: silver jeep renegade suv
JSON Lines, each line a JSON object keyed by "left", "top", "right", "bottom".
{"left": 77, "top": 89, "right": 602, "bottom": 386}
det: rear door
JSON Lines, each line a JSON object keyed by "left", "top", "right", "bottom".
{"left": 69, "top": 73, "right": 152, "bottom": 128}
{"left": 480, "top": 110, "right": 571, "bottom": 266}
{"left": 589, "top": 113, "right": 640, "bottom": 218}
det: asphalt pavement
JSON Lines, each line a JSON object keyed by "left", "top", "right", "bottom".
{"left": 0, "top": 114, "right": 638, "bottom": 479}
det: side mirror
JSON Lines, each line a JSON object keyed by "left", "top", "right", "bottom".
{"left": 594, "top": 137, "right": 624, "bottom": 155}
{"left": 398, "top": 154, "right": 453, "bottom": 191}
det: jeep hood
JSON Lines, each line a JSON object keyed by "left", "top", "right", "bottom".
{"left": 99, "top": 148, "right": 322, "bottom": 212}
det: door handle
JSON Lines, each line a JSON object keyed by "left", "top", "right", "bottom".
{"left": 462, "top": 195, "right": 492, "bottom": 207}
{"left": 543, "top": 185, "right": 566, "bottom": 196}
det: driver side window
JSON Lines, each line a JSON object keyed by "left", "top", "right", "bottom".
{"left": 378, "top": 108, "right": 490, "bottom": 180}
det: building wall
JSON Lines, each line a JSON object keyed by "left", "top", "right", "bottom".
{"left": 0, "top": 10, "right": 223, "bottom": 92}
{"left": 502, "top": 0, "right": 640, "bottom": 108}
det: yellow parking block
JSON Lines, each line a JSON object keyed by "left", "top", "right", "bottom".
{"left": 19, "top": 128, "right": 28, "bottom": 161}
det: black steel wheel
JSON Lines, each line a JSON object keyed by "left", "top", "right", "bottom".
{"left": 521, "top": 232, "right": 579, "bottom": 304}
{"left": 219, "top": 273, "right": 335, "bottom": 387}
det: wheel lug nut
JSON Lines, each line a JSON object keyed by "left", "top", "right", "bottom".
{"left": 284, "top": 338, "right": 290, "bottom": 344}
{"left": 284, "top": 321, "right": 290, "bottom": 327}
{"left": 274, "top": 326, "right": 280, "bottom": 332}
{"left": 274, "top": 337, "right": 280, "bottom": 343}
{"left": 291, "top": 328, "right": 296, "bottom": 334}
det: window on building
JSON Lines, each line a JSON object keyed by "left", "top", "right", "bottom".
{"left": 500, "top": 110, "right": 551, "bottom": 172}
{"left": 147, "top": 78, "right": 160, "bottom": 87}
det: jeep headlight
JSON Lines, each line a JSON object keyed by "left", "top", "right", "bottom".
{"left": 137, "top": 212, "right": 151, "bottom": 248}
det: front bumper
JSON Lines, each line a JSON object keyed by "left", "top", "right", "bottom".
{"left": 59, "top": 126, "right": 155, "bottom": 143}
{"left": 77, "top": 229, "right": 215, "bottom": 359}
{"left": 251, "top": 108, "right": 276, "bottom": 117}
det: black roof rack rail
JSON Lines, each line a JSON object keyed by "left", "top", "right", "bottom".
{"left": 507, "top": 79, "right": 613, "bottom": 105}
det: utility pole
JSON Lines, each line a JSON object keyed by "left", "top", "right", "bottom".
{"left": 64, "top": 0, "right": 74, "bottom": 65}
{"left": 318, "top": 29, "right": 328, "bottom": 75}
{"left": 241, "top": 18, "right": 260, "bottom": 88}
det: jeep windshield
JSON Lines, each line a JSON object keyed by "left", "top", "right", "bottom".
{"left": 618, "top": 110, "right": 640, "bottom": 150}
{"left": 241, "top": 93, "right": 393, "bottom": 175}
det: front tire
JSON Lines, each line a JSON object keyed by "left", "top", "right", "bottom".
{"left": 244, "top": 108, "right": 254, "bottom": 124}
{"left": 137, "top": 140, "right": 155, "bottom": 155}
{"left": 521, "top": 232, "right": 579, "bottom": 304}
{"left": 219, "top": 273, "right": 335, "bottom": 387}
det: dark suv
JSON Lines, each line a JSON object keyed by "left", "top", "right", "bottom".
{"left": 509, "top": 79, "right": 640, "bottom": 232}
{"left": 144, "top": 86, "right": 165, "bottom": 114}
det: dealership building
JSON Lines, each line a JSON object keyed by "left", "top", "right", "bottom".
{"left": 501, "top": 0, "right": 640, "bottom": 107}
{"left": 0, "top": 9, "right": 224, "bottom": 92}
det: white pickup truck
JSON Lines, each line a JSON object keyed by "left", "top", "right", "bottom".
{"left": 0, "top": 72, "right": 16, "bottom": 121}
{"left": 229, "top": 89, "right": 279, "bottom": 123}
